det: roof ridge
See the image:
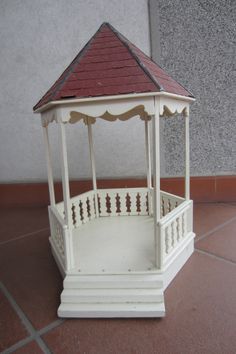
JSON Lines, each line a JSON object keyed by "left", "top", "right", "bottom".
{"left": 33, "top": 23, "right": 107, "bottom": 111}
{"left": 105, "top": 23, "right": 163, "bottom": 92}
{"left": 121, "top": 33, "right": 195, "bottom": 98}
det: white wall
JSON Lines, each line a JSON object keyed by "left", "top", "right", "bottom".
{"left": 0, "top": 0, "right": 150, "bottom": 182}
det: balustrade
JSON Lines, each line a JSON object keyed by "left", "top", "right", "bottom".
{"left": 49, "top": 206, "right": 66, "bottom": 267}
{"left": 97, "top": 188, "right": 150, "bottom": 217}
{"left": 158, "top": 200, "right": 192, "bottom": 268}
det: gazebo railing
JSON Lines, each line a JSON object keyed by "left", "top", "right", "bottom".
{"left": 98, "top": 188, "right": 149, "bottom": 216}
{"left": 53, "top": 187, "right": 190, "bottom": 271}
{"left": 48, "top": 205, "right": 68, "bottom": 269}
{"left": 57, "top": 190, "right": 97, "bottom": 228}
{"left": 71, "top": 191, "right": 97, "bottom": 227}
{"left": 160, "top": 190, "right": 185, "bottom": 217}
{"left": 157, "top": 199, "right": 193, "bottom": 269}
{"left": 56, "top": 188, "right": 185, "bottom": 229}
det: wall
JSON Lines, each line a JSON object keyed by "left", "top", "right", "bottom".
{"left": 153, "top": 0, "right": 236, "bottom": 177}
{"left": 0, "top": 0, "right": 150, "bottom": 182}
{"left": 0, "top": 0, "right": 235, "bottom": 184}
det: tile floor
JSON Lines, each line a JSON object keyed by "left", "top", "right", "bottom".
{"left": 0, "top": 203, "right": 236, "bottom": 354}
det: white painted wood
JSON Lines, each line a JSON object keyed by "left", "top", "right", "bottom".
{"left": 50, "top": 240, "right": 66, "bottom": 277}
{"left": 153, "top": 101, "right": 161, "bottom": 221}
{"left": 145, "top": 119, "right": 152, "bottom": 215}
{"left": 72, "top": 215, "right": 155, "bottom": 273}
{"left": 42, "top": 126, "right": 55, "bottom": 206}
{"left": 64, "top": 274, "right": 163, "bottom": 289}
{"left": 129, "top": 190, "right": 138, "bottom": 215}
{"left": 71, "top": 190, "right": 96, "bottom": 227}
{"left": 58, "top": 302, "right": 165, "bottom": 318}
{"left": 63, "top": 228, "right": 72, "bottom": 271}
{"left": 98, "top": 190, "right": 107, "bottom": 216}
{"left": 50, "top": 204, "right": 66, "bottom": 226}
{"left": 59, "top": 122, "right": 74, "bottom": 269}
{"left": 48, "top": 206, "right": 66, "bottom": 268}
{"left": 36, "top": 91, "right": 195, "bottom": 115}
{"left": 159, "top": 200, "right": 192, "bottom": 226}
{"left": 59, "top": 123, "right": 72, "bottom": 228}
{"left": 185, "top": 113, "right": 190, "bottom": 200}
{"left": 39, "top": 95, "right": 156, "bottom": 119}
{"left": 145, "top": 119, "right": 152, "bottom": 189}
{"left": 159, "top": 200, "right": 192, "bottom": 268}
{"left": 51, "top": 193, "right": 195, "bottom": 319}
{"left": 159, "top": 96, "right": 190, "bottom": 117}
{"left": 49, "top": 205, "right": 73, "bottom": 272}
{"left": 152, "top": 97, "right": 161, "bottom": 269}
{"left": 61, "top": 288, "right": 164, "bottom": 303}
{"left": 97, "top": 188, "right": 149, "bottom": 217}
{"left": 87, "top": 122, "right": 99, "bottom": 217}
{"left": 162, "top": 233, "right": 194, "bottom": 290}
{"left": 69, "top": 190, "right": 97, "bottom": 227}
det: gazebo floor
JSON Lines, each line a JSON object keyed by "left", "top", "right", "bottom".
{"left": 72, "top": 215, "right": 156, "bottom": 274}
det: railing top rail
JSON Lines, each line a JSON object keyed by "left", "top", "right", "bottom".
{"left": 70, "top": 189, "right": 95, "bottom": 202}
{"left": 160, "top": 190, "right": 185, "bottom": 201}
{"left": 158, "top": 200, "right": 192, "bottom": 226}
{"left": 97, "top": 187, "right": 149, "bottom": 193}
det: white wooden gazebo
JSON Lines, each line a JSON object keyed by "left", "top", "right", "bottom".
{"left": 34, "top": 23, "right": 195, "bottom": 317}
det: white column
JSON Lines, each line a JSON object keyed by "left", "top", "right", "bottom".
{"left": 87, "top": 121, "right": 99, "bottom": 217}
{"left": 185, "top": 113, "right": 190, "bottom": 200}
{"left": 145, "top": 118, "right": 152, "bottom": 189}
{"left": 59, "top": 122, "right": 72, "bottom": 229}
{"left": 43, "top": 126, "right": 55, "bottom": 206}
{"left": 152, "top": 98, "right": 162, "bottom": 268}
{"left": 145, "top": 118, "right": 152, "bottom": 214}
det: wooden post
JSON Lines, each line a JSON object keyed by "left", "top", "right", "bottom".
{"left": 43, "top": 126, "right": 55, "bottom": 206}
{"left": 87, "top": 120, "right": 99, "bottom": 217}
{"left": 185, "top": 113, "right": 190, "bottom": 200}
{"left": 59, "top": 122, "right": 72, "bottom": 229}
{"left": 145, "top": 118, "right": 152, "bottom": 214}
{"left": 152, "top": 98, "right": 162, "bottom": 269}
{"left": 59, "top": 122, "right": 74, "bottom": 269}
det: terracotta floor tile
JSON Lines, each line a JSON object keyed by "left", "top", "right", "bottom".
{"left": 196, "top": 219, "right": 236, "bottom": 263}
{"left": 13, "top": 340, "right": 44, "bottom": 354}
{"left": 0, "top": 230, "right": 63, "bottom": 330}
{"left": 0, "top": 206, "right": 49, "bottom": 243}
{"left": 0, "top": 289, "right": 28, "bottom": 352}
{"left": 43, "top": 252, "right": 236, "bottom": 354}
{"left": 193, "top": 203, "right": 236, "bottom": 239}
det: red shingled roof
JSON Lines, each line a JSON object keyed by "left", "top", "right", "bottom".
{"left": 33, "top": 23, "right": 193, "bottom": 111}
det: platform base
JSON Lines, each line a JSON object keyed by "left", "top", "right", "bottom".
{"left": 51, "top": 217, "right": 194, "bottom": 318}
{"left": 58, "top": 302, "right": 165, "bottom": 318}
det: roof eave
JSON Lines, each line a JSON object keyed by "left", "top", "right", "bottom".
{"left": 33, "top": 92, "right": 195, "bottom": 114}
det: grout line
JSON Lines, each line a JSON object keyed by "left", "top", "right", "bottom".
{"left": 0, "top": 320, "right": 65, "bottom": 354}
{"left": 0, "top": 282, "right": 52, "bottom": 354}
{"left": 0, "top": 227, "right": 50, "bottom": 247}
{"left": 195, "top": 215, "right": 236, "bottom": 243}
{"left": 38, "top": 318, "right": 65, "bottom": 336}
{"left": 195, "top": 248, "right": 236, "bottom": 266}
{"left": 1, "top": 336, "right": 34, "bottom": 354}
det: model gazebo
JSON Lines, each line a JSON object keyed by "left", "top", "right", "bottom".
{"left": 34, "top": 23, "right": 195, "bottom": 318}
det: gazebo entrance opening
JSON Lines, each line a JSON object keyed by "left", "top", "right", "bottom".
{"left": 69, "top": 117, "right": 155, "bottom": 274}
